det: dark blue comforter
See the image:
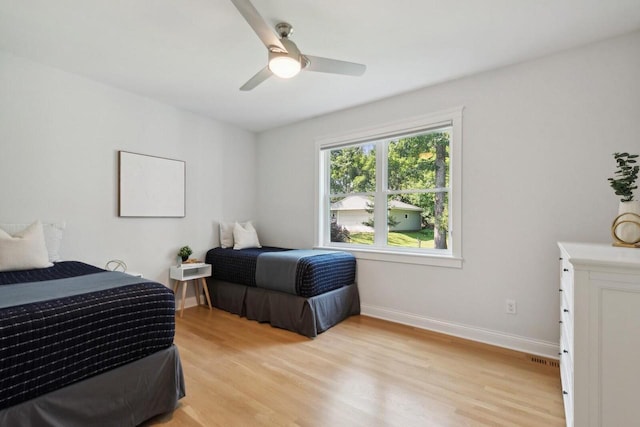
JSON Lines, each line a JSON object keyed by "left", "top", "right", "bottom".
{"left": 205, "top": 247, "right": 356, "bottom": 298}
{"left": 0, "top": 261, "right": 175, "bottom": 410}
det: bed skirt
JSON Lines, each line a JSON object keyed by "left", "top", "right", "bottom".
{"left": 208, "top": 279, "right": 360, "bottom": 337}
{"left": 0, "top": 344, "right": 185, "bottom": 427}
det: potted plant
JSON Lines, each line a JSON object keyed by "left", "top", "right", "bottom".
{"left": 178, "top": 245, "right": 193, "bottom": 262}
{"left": 608, "top": 152, "right": 640, "bottom": 246}
{"left": 609, "top": 152, "right": 638, "bottom": 202}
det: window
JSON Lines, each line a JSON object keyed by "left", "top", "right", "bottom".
{"left": 316, "top": 108, "right": 462, "bottom": 267}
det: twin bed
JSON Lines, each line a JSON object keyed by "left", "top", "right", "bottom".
{"left": 0, "top": 261, "right": 185, "bottom": 426}
{"left": 0, "top": 249, "right": 357, "bottom": 424}
{"left": 205, "top": 246, "right": 360, "bottom": 337}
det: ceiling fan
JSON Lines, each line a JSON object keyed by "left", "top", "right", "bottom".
{"left": 230, "top": 0, "right": 366, "bottom": 91}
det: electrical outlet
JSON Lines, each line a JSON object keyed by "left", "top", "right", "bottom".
{"left": 506, "top": 299, "right": 517, "bottom": 314}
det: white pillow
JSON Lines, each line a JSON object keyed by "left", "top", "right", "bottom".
{"left": 0, "top": 221, "right": 65, "bottom": 262}
{"left": 233, "top": 221, "right": 262, "bottom": 250}
{"left": 220, "top": 220, "right": 254, "bottom": 248}
{"left": 219, "top": 221, "right": 235, "bottom": 248}
{"left": 0, "top": 221, "right": 54, "bottom": 272}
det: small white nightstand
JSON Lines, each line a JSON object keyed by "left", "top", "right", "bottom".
{"left": 169, "top": 263, "right": 213, "bottom": 317}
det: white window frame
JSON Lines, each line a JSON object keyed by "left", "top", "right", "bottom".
{"left": 314, "top": 107, "right": 463, "bottom": 268}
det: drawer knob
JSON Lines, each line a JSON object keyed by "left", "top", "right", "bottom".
{"left": 563, "top": 268, "right": 569, "bottom": 272}
{"left": 559, "top": 320, "right": 563, "bottom": 324}
{"left": 563, "top": 390, "right": 568, "bottom": 395}
{"left": 563, "top": 308, "right": 569, "bottom": 313}
{"left": 563, "top": 349, "right": 569, "bottom": 354}
{"left": 559, "top": 288, "right": 563, "bottom": 292}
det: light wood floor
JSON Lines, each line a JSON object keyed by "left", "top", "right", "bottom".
{"left": 145, "top": 307, "right": 565, "bottom": 427}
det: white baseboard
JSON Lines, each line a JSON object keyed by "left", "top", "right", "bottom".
{"left": 361, "top": 304, "right": 560, "bottom": 359}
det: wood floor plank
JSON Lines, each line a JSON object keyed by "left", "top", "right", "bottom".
{"left": 144, "top": 307, "right": 565, "bottom": 427}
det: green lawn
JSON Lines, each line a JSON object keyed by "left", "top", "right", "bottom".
{"left": 349, "top": 229, "right": 435, "bottom": 248}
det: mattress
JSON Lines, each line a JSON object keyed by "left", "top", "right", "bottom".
{"left": 205, "top": 247, "right": 356, "bottom": 298}
{"left": 0, "top": 261, "right": 176, "bottom": 410}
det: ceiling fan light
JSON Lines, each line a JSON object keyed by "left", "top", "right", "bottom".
{"left": 268, "top": 55, "right": 301, "bottom": 79}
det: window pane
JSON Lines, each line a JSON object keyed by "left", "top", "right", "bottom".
{"left": 387, "top": 129, "right": 450, "bottom": 191}
{"left": 330, "top": 195, "right": 374, "bottom": 245}
{"left": 386, "top": 192, "right": 448, "bottom": 249}
{"left": 329, "top": 144, "right": 376, "bottom": 194}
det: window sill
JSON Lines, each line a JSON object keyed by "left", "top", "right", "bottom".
{"left": 314, "top": 245, "right": 463, "bottom": 268}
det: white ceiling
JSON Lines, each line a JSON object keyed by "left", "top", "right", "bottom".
{"left": 1, "top": 1, "right": 639, "bottom": 132}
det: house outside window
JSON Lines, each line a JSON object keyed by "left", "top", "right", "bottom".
{"left": 316, "top": 107, "right": 463, "bottom": 267}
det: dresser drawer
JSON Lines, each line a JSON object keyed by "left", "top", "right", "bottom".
{"left": 561, "top": 379, "right": 574, "bottom": 427}
{"left": 560, "top": 320, "right": 573, "bottom": 366}
{"left": 560, "top": 291, "right": 573, "bottom": 341}
{"left": 559, "top": 257, "right": 574, "bottom": 312}
{"left": 560, "top": 328, "right": 574, "bottom": 427}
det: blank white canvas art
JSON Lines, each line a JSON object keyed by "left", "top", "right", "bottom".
{"left": 119, "top": 151, "right": 185, "bottom": 217}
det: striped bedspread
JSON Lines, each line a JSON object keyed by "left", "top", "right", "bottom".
{"left": 205, "top": 247, "right": 356, "bottom": 298}
{"left": 0, "top": 262, "right": 176, "bottom": 410}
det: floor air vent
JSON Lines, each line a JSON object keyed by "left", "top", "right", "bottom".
{"left": 529, "top": 355, "right": 560, "bottom": 368}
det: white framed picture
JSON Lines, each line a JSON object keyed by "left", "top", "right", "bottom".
{"left": 118, "top": 151, "right": 186, "bottom": 217}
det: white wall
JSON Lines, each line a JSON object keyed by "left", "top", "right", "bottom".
{"left": 256, "top": 32, "right": 640, "bottom": 357}
{"left": 0, "top": 51, "right": 257, "bottom": 305}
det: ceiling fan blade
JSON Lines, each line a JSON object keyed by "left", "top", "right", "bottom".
{"left": 240, "top": 66, "right": 272, "bottom": 91}
{"left": 304, "top": 55, "right": 366, "bottom": 76}
{"left": 230, "top": 0, "right": 286, "bottom": 52}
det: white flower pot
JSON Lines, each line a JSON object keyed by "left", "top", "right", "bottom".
{"left": 613, "top": 200, "right": 640, "bottom": 245}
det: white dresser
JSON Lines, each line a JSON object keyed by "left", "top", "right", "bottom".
{"left": 558, "top": 242, "right": 640, "bottom": 427}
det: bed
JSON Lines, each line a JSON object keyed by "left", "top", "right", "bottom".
{"left": 205, "top": 246, "right": 360, "bottom": 337}
{"left": 0, "top": 260, "right": 185, "bottom": 427}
